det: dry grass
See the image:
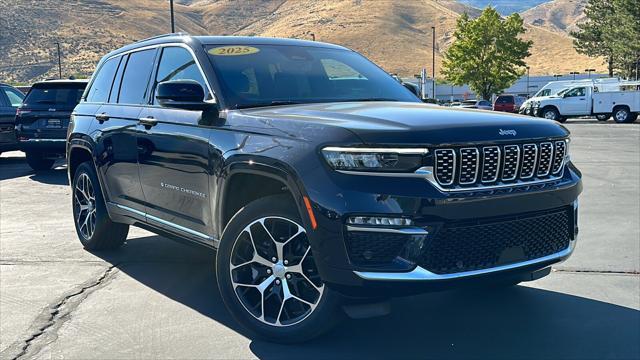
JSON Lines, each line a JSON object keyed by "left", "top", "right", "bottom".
{"left": 0, "top": 0, "right": 605, "bottom": 83}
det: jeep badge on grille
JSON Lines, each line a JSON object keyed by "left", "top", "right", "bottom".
{"left": 499, "top": 129, "right": 517, "bottom": 136}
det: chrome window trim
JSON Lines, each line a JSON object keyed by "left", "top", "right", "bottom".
{"left": 501, "top": 145, "right": 520, "bottom": 181}
{"left": 434, "top": 148, "right": 456, "bottom": 186}
{"left": 90, "top": 42, "right": 216, "bottom": 103}
{"left": 112, "top": 203, "right": 214, "bottom": 241}
{"left": 322, "top": 147, "right": 428, "bottom": 155}
{"left": 354, "top": 238, "right": 576, "bottom": 281}
{"left": 537, "top": 142, "right": 553, "bottom": 177}
{"left": 520, "top": 143, "right": 538, "bottom": 179}
{"left": 481, "top": 146, "right": 501, "bottom": 183}
{"left": 458, "top": 147, "right": 479, "bottom": 185}
{"left": 346, "top": 225, "right": 428, "bottom": 235}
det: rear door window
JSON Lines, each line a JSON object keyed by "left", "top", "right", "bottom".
{"left": 118, "top": 49, "right": 156, "bottom": 105}
{"left": 496, "top": 96, "right": 513, "bottom": 104}
{"left": 24, "top": 83, "right": 86, "bottom": 108}
{"left": 86, "top": 56, "right": 120, "bottom": 103}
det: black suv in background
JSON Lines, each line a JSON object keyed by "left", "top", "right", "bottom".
{"left": 15, "top": 79, "right": 87, "bottom": 170}
{"left": 0, "top": 83, "right": 25, "bottom": 155}
{"left": 67, "top": 34, "right": 582, "bottom": 342}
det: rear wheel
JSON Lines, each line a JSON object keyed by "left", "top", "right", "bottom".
{"left": 613, "top": 107, "right": 632, "bottom": 123}
{"left": 216, "top": 195, "right": 342, "bottom": 343}
{"left": 25, "top": 151, "right": 55, "bottom": 171}
{"left": 72, "top": 161, "right": 128, "bottom": 250}
{"left": 596, "top": 114, "right": 610, "bottom": 121}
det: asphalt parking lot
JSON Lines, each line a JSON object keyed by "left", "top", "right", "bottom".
{"left": 1, "top": 119, "right": 639, "bottom": 360}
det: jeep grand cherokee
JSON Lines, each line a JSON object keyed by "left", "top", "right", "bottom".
{"left": 67, "top": 34, "right": 582, "bottom": 343}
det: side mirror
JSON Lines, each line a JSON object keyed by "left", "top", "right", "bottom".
{"left": 403, "top": 82, "right": 420, "bottom": 97}
{"left": 156, "top": 80, "right": 212, "bottom": 110}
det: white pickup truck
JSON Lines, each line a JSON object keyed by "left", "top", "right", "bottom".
{"left": 533, "top": 85, "right": 640, "bottom": 123}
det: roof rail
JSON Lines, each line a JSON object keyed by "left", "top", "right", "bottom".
{"left": 134, "top": 32, "right": 189, "bottom": 44}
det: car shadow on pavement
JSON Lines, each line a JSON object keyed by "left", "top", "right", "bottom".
{"left": 92, "top": 235, "right": 640, "bottom": 359}
{"left": 28, "top": 166, "right": 69, "bottom": 185}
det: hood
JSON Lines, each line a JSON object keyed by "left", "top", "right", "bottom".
{"left": 240, "top": 102, "right": 569, "bottom": 145}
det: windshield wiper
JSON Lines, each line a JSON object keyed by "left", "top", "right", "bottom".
{"left": 331, "top": 98, "right": 400, "bottom": 102}
{"left": 35, "top": 100, "right": 56, "bottom": 104}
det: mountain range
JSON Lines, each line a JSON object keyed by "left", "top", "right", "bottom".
{"left": 0, "top": 0, "right": 602, "bottom": 84}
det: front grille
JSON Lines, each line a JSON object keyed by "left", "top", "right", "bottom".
{"left": 433, "top": 140, "right": 567, "bottom": 189}
{"left": 417, "top": 208, "right": 572, "bottom": 274}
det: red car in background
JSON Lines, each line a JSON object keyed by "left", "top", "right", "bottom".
{"left": 494, "top": 94, "right": 525, "bottom": 113}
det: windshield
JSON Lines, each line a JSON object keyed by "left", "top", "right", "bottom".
{"left": 205, "top": 44, "right": 419, "bottom": 109}
{"left": 24, "top": 83, "right": 86, "bottom": 107}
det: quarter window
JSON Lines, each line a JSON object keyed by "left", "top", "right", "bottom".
{"left": 86, "top": 57, "right": 119, "bottom": 103}
{"left": 154, "top": 47, "right": 207, "bottom": 104}
{"left": 2, "top": 87, "right": 24, "bottom": 107}
{"left": 119, "top": 49, "right": 156, "bottom": 105}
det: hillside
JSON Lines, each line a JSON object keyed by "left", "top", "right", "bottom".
{"left": 521, "top": 0, "right": 588, "bottom": 34}
{"left": 458, "top": 0, "right": 550, "bottom": 15}
{"left": 0, "top": 0, "right": 604, "bottom": 84}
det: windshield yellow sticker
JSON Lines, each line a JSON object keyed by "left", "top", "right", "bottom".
{"left": 209, "top": 46, "right": 260, "bottom": 56}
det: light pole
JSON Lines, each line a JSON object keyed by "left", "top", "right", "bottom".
{"left": 553, "top": 74, "right": 562, "bottom": 80}
{"left": 584, "top": 68, "right": 596, "bottom": 78}
{"left": 170, "top": 0, "right": 175, "bottom": 33}
{"left": 431, "top": 26, "right": 436, "bottom": 100}
{"left": 54, "top": 42, "right": 62, "bottom": 79}
{"left": 526, "top": 66, "right": 530, "bottom": 97}
{"left": 570, "top": 71, "right": 580, "bottom": 80}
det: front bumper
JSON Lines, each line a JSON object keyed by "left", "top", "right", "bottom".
{"left": 304, "top": 163, "right": 582, "bottom": 295}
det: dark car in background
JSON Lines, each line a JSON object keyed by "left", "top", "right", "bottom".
{"left": 15, "top": 79, "right": 88, "bottom": 170}
{"left": 0, "top": 83, "right": 25, "bottom": 156}
{"left": 494, "top": 94, "right": 525, "bottom": 113}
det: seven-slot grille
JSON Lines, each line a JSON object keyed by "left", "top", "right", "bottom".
{"left": 434, "top": 140, "right": 567, "bottom": 189}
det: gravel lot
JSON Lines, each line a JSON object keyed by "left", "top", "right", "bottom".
{"left": 1, "top": 120, "right": 639, "bottom": 359}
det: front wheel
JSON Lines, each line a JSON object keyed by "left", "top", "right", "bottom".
{"left": 216, "top": 195, "right": 342, "bottom": 343}
{"left": 25, "top": 152, "right": 55, "bottom": 171}
{"left": 541, "top": 107, "right": 561, "bottom": 122}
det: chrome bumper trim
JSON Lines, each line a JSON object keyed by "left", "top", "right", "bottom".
{"left": 346, "top": 225, "right": 428, "bottom": 235}
{"left": 354, "top": 238, "right": 577, "bottom": 281}
{"left": 19, "top": 138, "right": 67, "bottom": 143}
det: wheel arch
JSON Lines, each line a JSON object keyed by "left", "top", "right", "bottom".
{"left": 216, "top": 158, "right": 311, "bottom": 242}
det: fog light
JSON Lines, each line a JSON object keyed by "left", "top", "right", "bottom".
{"left": 347, "top": 216, "right": 413, "bottom": 226}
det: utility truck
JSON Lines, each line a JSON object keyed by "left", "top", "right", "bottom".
{"left": 533, "top": 83, "right": 640, "bottom": 123}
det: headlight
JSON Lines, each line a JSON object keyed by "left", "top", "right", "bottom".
{"left": 321, "top": 147, "right": 427, "bottom": 172}
{"left": 565, "top": 138, "right": 571, "bottom": 162}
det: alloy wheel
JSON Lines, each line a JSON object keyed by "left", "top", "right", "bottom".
{"left": 229, "top": 216, "right": 324, "bottom": 327}
{"left": 74, "top": 173, "right": 97, "bottom": 240}
{"left": 544, "top": 110, "right": 557, "bottom": 120}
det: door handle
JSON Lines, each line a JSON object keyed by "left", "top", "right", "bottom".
{"left": 138, "top": 117, "right": 158, "bottom": 128}
{"left": 95, "top": 113, "right": 109, "bottom": 123}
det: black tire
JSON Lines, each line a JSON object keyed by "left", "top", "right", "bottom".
{"left": 25, "top": 152, "right": 55, "bottom": 171}
{"left": 596, "top": 114, "right": 610, "bottom": 121}
{"left": 613, "top": 106, "right": 632, "bottom": 123}
{"left": 216, "top": 194, "right": 342, "bottom": 343}
{"left": 541, "top": 107, "right": 561, "bottom": 122}
{"left": 72, "top": 161, "right": 128, "bottom": 250}
{"left": 629, "top": 113, "right": 638, "bottom": 123}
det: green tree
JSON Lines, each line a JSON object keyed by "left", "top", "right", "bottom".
{"left": 442, "top": 8, "right": 532, "bottom": 100}
{"left": 572, "top": 0, "right": 640, "bottom": 79}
